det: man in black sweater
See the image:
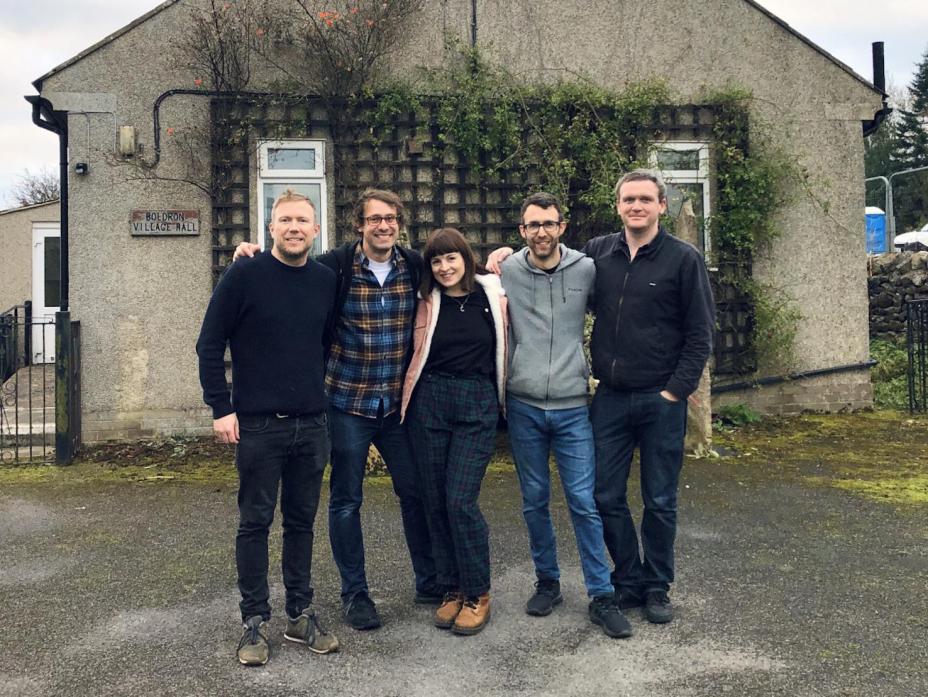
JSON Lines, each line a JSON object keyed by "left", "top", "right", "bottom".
{"left": 233, "top": 189, "right": 440, "bottom": 632}
{"left": 197, "top": 191, "right": 339, "bottom": 666}
{"left": 583, "top": 170, "right": 715, "bottom": 625}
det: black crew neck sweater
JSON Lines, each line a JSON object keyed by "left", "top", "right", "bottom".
{"left": 196, "top": 251, "right": 336, "bottom": 419}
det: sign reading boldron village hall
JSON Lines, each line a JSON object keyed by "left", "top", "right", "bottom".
{"left": 130, "top": 209, "right": 200, "bottom": 236}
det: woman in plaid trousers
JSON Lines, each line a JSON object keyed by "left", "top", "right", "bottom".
{"left": 400, "top": 228, "right": 508, "bottom": 635}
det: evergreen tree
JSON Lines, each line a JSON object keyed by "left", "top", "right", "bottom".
{"left": 865, "top": 119, "right": 896, "bottom": 208}
{"left": 891, "top": 46, "right": 928, "bottom": 231}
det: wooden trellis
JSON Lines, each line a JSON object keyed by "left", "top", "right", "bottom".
{"left": 209, "top": 95, "right": 754, "bottom": 376}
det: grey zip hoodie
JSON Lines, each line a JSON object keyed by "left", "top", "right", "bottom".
{"left": 501, "top": 245, "right": 595, "bottom": 410}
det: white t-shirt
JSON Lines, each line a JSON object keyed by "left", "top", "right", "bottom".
{"left": 367, "top": 258, "right": 393, "bottom": 286}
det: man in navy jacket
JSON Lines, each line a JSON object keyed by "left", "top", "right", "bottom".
{"left": 583, "top": 169, "right": 714, "bottom": 624}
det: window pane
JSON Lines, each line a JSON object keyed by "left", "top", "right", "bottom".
{"left": 656, "top": 148, "right": 700, "bottom": 171}
{"left": 666, "top": 183, "right": 706, "bottom": 252}
{"left": 267, "top": 148, "right": 316, "bottom": 171}
{"left": 44, "top": 236, "right": 61, "bottom": 308}
{"left": 263, "top": 183, "right": 323, "bottom": 255}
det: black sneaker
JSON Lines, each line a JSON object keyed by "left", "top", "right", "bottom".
{"left": 588, "top": 595, "right": 633, "bottom": 639}
{"left": 644, "top": 591, "right": 674, "bottom": 624}
{"left": 525, "top": 579, "right": 563, "bottom": 616}
{"left": 344, "top": 591, "right": 382, "bottom": 630}
{"left": 414, "top": 584, "right": 446, "bottom": 605}
{"left": 616, "top": 589, "right": 644, "bottom": 610}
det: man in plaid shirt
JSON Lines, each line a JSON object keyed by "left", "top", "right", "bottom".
{"left": 316, "top": 189, "right": 440, "bottom": 630}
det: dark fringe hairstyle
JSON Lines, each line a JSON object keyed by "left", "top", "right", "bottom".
{"left": 419, "top": 227, "right": 485, "bottom": 297}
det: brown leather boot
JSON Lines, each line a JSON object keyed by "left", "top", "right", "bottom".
{"left": 452, "top": 593, "right": 490, "bottom": 635}
{"left": 434, "top": 592, "right": 464, "bottom": 629}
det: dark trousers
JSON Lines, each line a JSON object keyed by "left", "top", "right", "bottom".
{"left": 327, "top": 404, "right": 437, "bottom": 601}
{"left": 590, "top": 386, "right": 687, "bottom": 594}
{"left": 408, "top": 373, "right": 498, "bottom": 597}
{"left": 235, "top": 412, "right": 328, "bottom": 622}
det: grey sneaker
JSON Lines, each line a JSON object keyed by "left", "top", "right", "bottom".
{"left": 285, "top": 607, "right": 340, "bottom": 654}
{"left": 237, "top": 616, "right": 270, "bottom": 666}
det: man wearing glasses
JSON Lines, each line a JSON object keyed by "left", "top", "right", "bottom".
{"left": 499, "top": 192, "right": 631, "bottom": 638}
{"left": 234, "top": 188, "right": 440, "bottom": 631}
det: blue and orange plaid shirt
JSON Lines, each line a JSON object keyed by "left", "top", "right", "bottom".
{"left": 325, "top": 247, "right": 414, "bottom": 417}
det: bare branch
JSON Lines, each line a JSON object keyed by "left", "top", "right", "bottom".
{"left": 11, "top": 167, "right": 59, "bottom": 207}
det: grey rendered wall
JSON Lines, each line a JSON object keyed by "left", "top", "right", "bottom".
{"left": 38, "top": 0, "right": 882, "bottom": 439}
{"left": 0, "top": 202, "right": 60, "bottom": 312}
{"left": 40, "top": 2, "right": 215, "bottom": 440}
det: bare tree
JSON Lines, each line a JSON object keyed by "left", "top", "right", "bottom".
{"left": 257, "top": 0, "right": 426, "bottom": 97}
{"left": 174, "top": 0, "right": 264, "bottom": 91}
{"left": 11, "top": 167, "right": 60, "bottom": 207}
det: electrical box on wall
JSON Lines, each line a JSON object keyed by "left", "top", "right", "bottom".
{"left": 118, "top": 126, "right": 137, "bottom": 156}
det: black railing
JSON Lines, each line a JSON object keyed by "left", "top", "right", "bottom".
{"left": 906, "top": 298, "right": 928, "bottom": 413}
{"left": 1, "top": 304, "right": 57, "bottom": 463}
{"left": 0, "top": 302, "right": 31, "bottom": 383}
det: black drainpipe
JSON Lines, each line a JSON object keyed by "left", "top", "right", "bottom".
{"left": 25, "top": 95, "right": 68, "bottom": 312}
{"left": 863, "top": 42, "right": 892, "bottom": 137}
{"left": 26, "top": 94, "right": 76, "bottom": 463}
{"left": 713, "top": 360, "right": 877, "bottom": 394}
{"left": 471, "top": 0, "right": 477, "bottom": 47}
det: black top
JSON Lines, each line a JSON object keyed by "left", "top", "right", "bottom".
{"left": 196, "top": 251, "right": 336, "bottom": 418}
{"left": 582, "top": 228, "right": 714, "bottom": 400}
{"left": 424, "top": 289, "right": 495, "bottom": 377}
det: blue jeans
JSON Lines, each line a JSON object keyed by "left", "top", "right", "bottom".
{"left": 235, "top": 412, "right": 328, "bottom": 622}
{"left": 327, "top": 404, "right": 437, "bottom": 602}
{"left": 591, "top": 386, "right": 687, "bottom": 594}
{"left": 506, "top": 396, "right": 613, "bottom": 598}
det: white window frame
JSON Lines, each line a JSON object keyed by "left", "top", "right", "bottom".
{"left": 650, "top": 140, "right": 712, "bottom": 254}
{"left": 257, "top": 139, "right": 328, "bottom": 252}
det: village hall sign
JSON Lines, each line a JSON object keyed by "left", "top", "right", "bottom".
{"left": 130, "top": 209, "right": 200, "bottom": 236}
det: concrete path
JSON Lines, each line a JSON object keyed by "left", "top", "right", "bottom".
{"left": 1, "top": 418, "right": 925, "bottom": 696}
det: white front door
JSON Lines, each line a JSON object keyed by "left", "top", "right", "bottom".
{"left": 31, "top": 223, "right": 61, "bottom": 364}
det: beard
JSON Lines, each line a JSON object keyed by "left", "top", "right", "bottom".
{"left": 528, "top": 239, "right": 557, "bottom": 259}
{"left": 274, "top": 241, "right": 311, "bottom": 262}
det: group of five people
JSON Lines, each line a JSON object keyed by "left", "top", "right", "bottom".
{"left": 196, "top": 169, "right": 715, "bottom": 666}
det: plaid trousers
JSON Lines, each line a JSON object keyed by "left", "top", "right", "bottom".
{"left": 407, "top": 372, "right": 498, "bottom": 597}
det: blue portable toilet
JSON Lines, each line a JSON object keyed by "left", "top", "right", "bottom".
{"left": 866, "top": 206, "right": 887, "bottom": 254}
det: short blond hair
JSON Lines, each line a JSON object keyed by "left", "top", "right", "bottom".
{"left": 270, "top": 189, "right": 316, "bottom": 223}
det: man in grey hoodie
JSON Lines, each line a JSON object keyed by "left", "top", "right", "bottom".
{"left": 500, "top": 192, "right": 632, "bottom": 639}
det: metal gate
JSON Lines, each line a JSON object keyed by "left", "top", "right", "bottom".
{"left": 0, "top": 303, "right": 79, "bottom": 463}
{"left": 906, "top": 298, "right": 928, "bottom": 413}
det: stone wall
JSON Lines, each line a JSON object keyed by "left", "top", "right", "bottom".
{"left": 868, "top": 251, "right": 928, "bottom": 340}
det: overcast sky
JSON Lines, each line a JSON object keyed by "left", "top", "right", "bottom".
{"left": 0, "top": 0, "right": 926, "bottom": 207}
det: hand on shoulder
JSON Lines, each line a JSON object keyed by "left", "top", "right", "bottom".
{"left": 232, "top": 242, "right": 261, "bottom": 262}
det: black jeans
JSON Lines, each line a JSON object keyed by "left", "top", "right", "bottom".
{"left": 235, "top": 412, "right": 328, "bottom": 621}
{"left": 591, "top": 387, "right": 687, "bottom": 594}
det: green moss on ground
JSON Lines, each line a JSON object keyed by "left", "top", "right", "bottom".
{"left": 712, "top": 410, "right": 928, "bottom": 506}
{"left": 3, "top": 413, "right": 924, "bottom": 508}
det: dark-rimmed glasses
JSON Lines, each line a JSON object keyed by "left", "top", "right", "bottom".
{"left": 363, "top": 214, "right": 402, "bottom": 226}
{"left": 522, "top": 220, "right": 562, "bottom": 234}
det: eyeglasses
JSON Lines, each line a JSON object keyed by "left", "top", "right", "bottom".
{"left": 522, "top": 220, "right": 562, "bottom": 234}
{"left": 363, "top": 214, "right": 402, "bottom": 226}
